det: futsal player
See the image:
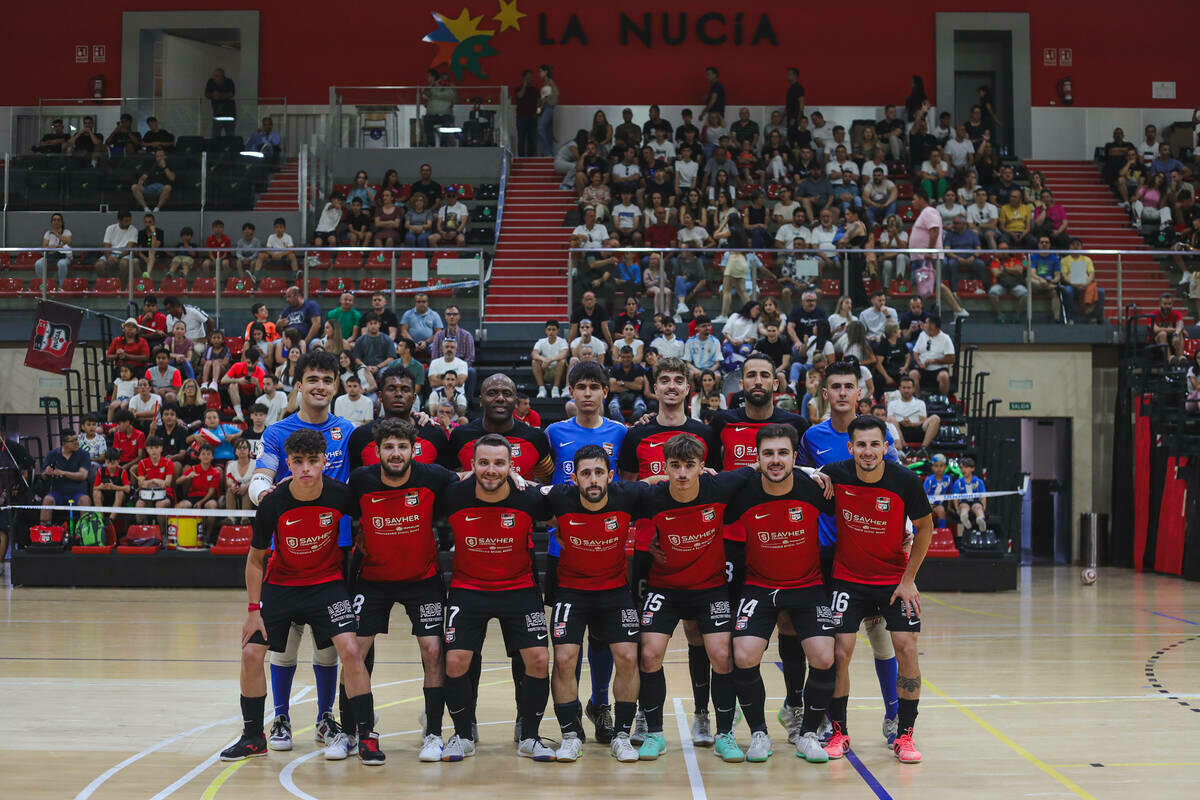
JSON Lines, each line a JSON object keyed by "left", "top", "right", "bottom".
{"left": 221, "top": 429, "right": 383, "bottom": 764}
{"left": 347, "top": 366, "right": 448, "bottom": 471}
{"left": 438, "top": 434, "right": 557, "bottom": 762}
{"left": 726, "top": 424, "right": 837, "bottom": 763}
{"left": 710, "top": 353, "right": 809, "bottom": 744}
{"left": 542, "top": 445, "right": 644, "bottom": 762}
{"left": 617, "top": 356, "right": 720, "bottom": 743}
{"left": 635, "top": 434, "right": 753, "bottom": 763}
{"left": 334, "top": 418, "right": 459, "bottom": 761}
{"left": 799, "top": 361, "right": 904, "bottom": 744}
{"left": 248, "top": 350, "right": 356, "bottom": 751}
{"left": 821, "top": 416, "right": 933, "bottom": 764}
{"left": 544, "top": 362, "right": 627, "bottom": 745}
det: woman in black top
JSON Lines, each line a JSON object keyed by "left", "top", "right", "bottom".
{"left": 872, "top": 322, "right": 908, "bottom": 396}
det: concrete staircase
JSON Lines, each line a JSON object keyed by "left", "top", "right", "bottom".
{"left": 253, "top": 156, "right": 299, "bottom": 211}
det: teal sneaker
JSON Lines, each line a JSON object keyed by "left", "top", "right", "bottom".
{"left": 714, "top": 732, "right": 745, "bottom": 763}
{"left": 637, "top": 732, "right": 667, "bottom": 761}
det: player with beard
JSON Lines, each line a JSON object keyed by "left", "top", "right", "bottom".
{"left": 821, "top": 416, "right": 932, "bottom": 764}
{"left": 618, "top": 356, "right": 719, "bottom": 744}
{"left": 708, "top": 353, "right": 809, "bottom": 744}
{"left": 541, "top": 445, "right": 646, "bottom": 763}
{"left": 335, "top": 418, "right": 459, "bottom": 761}
{"left": 347, "top": 367, "right": 447, "bottom": 471}
{"left": 726, "top": 424, "right": 837, "bottom": 763}
{"left": 798, "top": 361, "right": 903, "bottom": 744}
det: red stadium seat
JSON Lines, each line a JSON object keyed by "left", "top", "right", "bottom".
{"left": 358, "top": 277, "right": 387, "bottom": 295}
{"left": 820, "top": 278, "right": 841, "bottom": 297}
{"left": 303, "top": 278, "right": 323, "bottom": 297}
{"left": 395, "top": 277, "right": 418, "bottom": 293}
{"left": 957, "top": 279, "right": 987, "bottom": 297}
{"left": 210, "top": 525, "right": 253, "bottom": 555}
{"left": 756, "top": 279, "right": 781, "bottom": 297}
{"left": 25, "top": 278, "right": 56, "bottom": 294}
{"left": 1183, "top": 338, "right": 1200, "bottom": 359}
{"left": 224, "top": 277, "right": 251, "bottom": 295}
{"left": 192, "top": 278, "right": 216, "bottom": 296}
{"left": 92, "top": 277, "right": 122, "bottom": 296}
{"left": 306, "top": 250, "right": 331, "bottom": 269}
{"left": 862, "top": 277, "right": 883, "bottom": 295}
{"left": 225, "top": 336, "right": 244, "bottom": 357}
{"left": 332, "top": 183, "right": 352, "bottom": 198}
{"left": 0, "top": 278, "right": 23, "bottom": 297}
{"left": 366, "top": 250, "right": 395, "bottom": 269}
{"left": 160, "top": 277, "right": 186, "bottom": 295}
{"left": 10, "top": 251, "right": 39, "bottom": 269}
{"left": 131, "top": 276, "right": 155, "bottom": 295}
{"left": 334, "top": 250, "right": 363, "bottom": 268}
{"left": 396, "top": 250, "right": 414, "bottom": 270}
{"left": 445, "top": 182, "right": 473, "bottom": 200}
{"left": 117, "top": 524, "right": 162, "bottom": 554}
{"left": 896, "top": 183, "right": 914, "bottom": 200}
{"left": 258, "top": 277, "right": 287, "bottom": 295}
{"left": 59, "top": 277, "right": 89, "bottom": 296}
{"left": 926, "top": 528, "right": 959, "bottom": 558}
{"left": 889, "top": 278, "right": 912, "bottom": 296}
{"left": 321, "top": 276, "right": 354, "bottom": 296}
{"left": 426, "top": 278, "right": 454, "bottom": 297}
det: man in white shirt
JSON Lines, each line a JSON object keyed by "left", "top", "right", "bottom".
{"left": 649, "top": 128, "right": 676, "bottom": 162}
{"left": 809, "top": 111, "right": 838, "bottom": 157}
{"left": 822, "top": 126, "right": 852, "bottom": 161}
{"left": 258, "top": 374, "right": 288, "bottom": 425}
{"left": 674, "top": 145, "right": 699, "bottom": 191}
{"left": 254, "top": 217, "right": 298, "bottom": 277}
{"left": 333, "top": 374, "right": 374, "bottom": 426}
{"left": 570, "top": 319, "right": 608, "bottom": 366}
{"left": 427, "top": 337, "right": 469, "bottom": 388}
{"left": 827, "top": 144, "right": 861, "bottom": 211}
{"left": 650, "top": 317, "right": 685, "bottom": 359}
{"left": 944, "top": 125, "right": 975, "bottom": 176}
{"left": 611, "top": 148, "right": 643, "bottom": 194}
{"left": 531, "top": 319, "right": 570, "bottom": 398}
{"left": 676, "top": 214, "right": 712, "bottom": 249}
{"left": 909, "top": 315, "right": 955, "bottom": 395}
{"left": 570, "top": 206, "right": 612, "bottom": 250}
{"left": 610, "top": 189, "right": 643, "bottom": 245}
{"left": 96, "top": 210, "right": 139, "bottom": 277}
{"left": 774, "top": 208, "right": 811, "bottom": 251}
{"left": 966, "top": 187, "right": 1000, "bottom": 250}
{"left": 429, "top": 369, "right": 468, "bottom": 417}
{"left": 886, "top": 375, "right": 941, "bottom": 452}
{"left": 859, "top": 290, "right": 900, "bottom": 342}
{"left": 771, "top": 185, "right": 802, "bottom": 227}
{"left": 429, "top": 186, "right": 469, "bottom": 246}
{"left": 807, "top": 209, "right": 840, "bottom": 271}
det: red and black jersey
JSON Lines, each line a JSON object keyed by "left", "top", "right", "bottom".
{"left": 253, "top": 479, "right": 353, "bottom": 586}
{"left": 94, "top": 467, "right": 130, "bottom": 491}
{"left": 444, "top": 418, "right": 552, "bottom": 479}
{"left": 348, "top": 462, "right": 458, "bottom": 583}
{"left": 725, "top": 468, "right": 833, "bottom": 589}
{"left": 113, "top": 427, "right": 146, "bottom": 463}
{"left": 823, "top": 459, "right": 933, "bottom": 585}
{"left": 710, "top": 407, "right": 808, "bottom": 542}
{"left": 438, "top": 477, "right": 552, "bottom": 591}
{"left": 348, "top": 418, "right": 448, "bottom": 472}
{"left": 543, "top": 482, "right": 646, "bottom": 591}
{"left": 640, "top": 469, "right": 753, "bottom": 591}
{"left": 619, "top": 417, "right": 720, "bottom": 550}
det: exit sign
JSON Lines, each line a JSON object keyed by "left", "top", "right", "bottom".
{"left": 1009, "top": 401, "right": 1032, "bottom": 411}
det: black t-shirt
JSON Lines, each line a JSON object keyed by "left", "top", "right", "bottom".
{"left": 786, "top": 84, "right": 806, "bottom": 123}
{"left": 609, "top": 362, "right": 644, "bottom": 389}
{"left": 143, "top": 130, "right": 175, "bottom": 149}
{"left": 755, "top": 335, "right": 790, "bottom": 366}
{"left": 375, "top": 309, "right": 399, "bottom": 335}
{"left": 140, "top": 228, "right": 165, "bottom": 249}
{"left": 898, "top": 310, "right": 929, "bottom": 341}
{"left": 909, "top": 133, "right": 937, "bottom": 167}
{"left": 443, "top": 418, "right": 552, "bottom": 479}
{"left": 241, "top": 427, "right": 266, "bottom": 460}
{"left": 876, "top": 118, "right": 905, "bottom": 139}
{"left": 746, "top": 205, "right": 768, "bottom": 226}
{"left": 874, "top": 337, "right": 909, "bottom": 376}
{"left": 348, "top": 210, "right": 373, "bottom": 232}
{"left": 572, "top": 303, "right": 610, "bottom": 328}
{"left": 73, "top": 130, "right": 99, "bottom": 153}
{"left": 146, "top": 163, "right": 174, "bottom": 186}
{"left": 411, "top": 179, "right": 443, "bottom": 207}
{"left": 708, "top": 81, "right": 727, "bottom": 117}
{"left": 730, "top": 120, "right": 759, "bottom": 144}
{"left": 964, "top": 121, "right": 987, "bottom": 143}
{"left": 206, "top": 77, "right": 236, "bottom": 116}
{"left": 515, "top": 83, "right": 539, "bottom": 117}
{"left": 154, "top": 423, "right": 189, "bottom": 457}
{"left": 643, "top": 118, "right": 673, "bottom": 141}
{"left": 788, "top": 306, "right": 827, "bottom": 337}
{"left": 581, "top": 153, "right": 607, "bottom": 175}
{"left": 38, "top": 133, "right": 66, "bottom": 153}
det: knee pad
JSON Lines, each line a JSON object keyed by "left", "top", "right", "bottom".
{"left": 269, "top": 623, "right": 304, "bottom": 668}
{"left": 313, "top": 643, "right": 339, "bottom": 668}
{"left": 864, "top": 617, "right": 895, "bottom": 659}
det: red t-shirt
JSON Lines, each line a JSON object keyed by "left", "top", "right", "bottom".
{"left": 726, "top": 468, "right": 832, "bottom": 589}
{"left": 543, "top": 483, "right": 643, "bottom": 591}
{"left": 107, "top": 336, "right": 150, "bottom": 365}
{"left": 139, "top": 312, "right": 168, "bottom": 338}
{"left": 112, "top": 427, "right": 146, "bottom": 463}
{"left": 224, "top": 361, "right": 267, "bottom": 391}
{"left": 514, "top": 409, "right": 542, "bottom": 428}
{"left": 1153, "top": 309, "right": 1183, "bottom": 331}
{"left": 183, "top": 464, "right": 223, "bottom": 499}
{"left": 206, "top": 234, "right": 232, "bottom": 250}
{"left": 349, "top": 462, "right": 458, "bottom": 583}
{"left": 439, "top": 479, "right": 550, "bottom": 591}
{"left": 253, "top": 481, "right": 352, "bottom": 586}
{"left": 94, "top": 467, "right": 130, "bottom": 491}
{"left": 137, "top": 456, "right": 175, "bottom": 498}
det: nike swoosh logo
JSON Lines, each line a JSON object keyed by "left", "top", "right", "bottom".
{"left": 338, "top": 621, "right": 353, "bottom": 627}
{"left": 816, "top": 448, "right": 831, "bottom": 455}
{"left": 820, "top": 625, "right": 834, "bottom": 631}
{"left": 712, "top": 620, "right": 728, "bottom": 627}
{"left": 464, "top": 515, "right": 482, "bottom": 522}
{"left": 753, "top": 512, "right": 772, "bottom": 520}
{"left": 369, "top": 496, "right": 388, "bottom": 503}
{"left": 285, "top": 519, "right": 302, "bottom": 526}
{"left": 627, "top": 630, "right": 640, "bottom": 636}
{"left": 568, "top": 520, "right": 586, "bottom": 526}
{"left": 536, "top": 634, "right": 548, "bottom": 640}
{"left": 557, "top": 441, "right": 574, "bottom": 447}
{"left": 424, "top": 623, "right": 439, "bottom": 630}
{"left": 732, "top": 426, "right": 751, "bottom": 432}
{"left": 664, "top": 514, "right": 682, "bottom": 521}
{"left": 648, "top": 441, "right": 665, "bottom": 448}
{"left": 908, "top": 618, "right": 919, "bottom": 626}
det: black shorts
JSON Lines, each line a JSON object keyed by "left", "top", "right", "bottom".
{"left": 354, "top": 575, "right": 445, "bottom": 638}
{"left": 830, "top": 580, "right": 921, "bottom": 633}
{"left": 724, "top": 539, "right": 746, "bottom": 604}
{"left": 249, "top": 580, "right": 357, "bottom": 652}
{"left": 732, "top": 584, "right": 835, "bottom": 642}
{"left": 918, "top": 368, "right": 947, "bottom": 391}
{"left": 640, "top": 585, "right": 732, "bottom": 636}
{"left": 550, "top": 586, "right": 640, "bottom": 646}
{"left": 444, "top": 586, "right": 547, "bottom": 653}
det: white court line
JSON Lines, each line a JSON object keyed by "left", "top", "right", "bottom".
{"left": 673, "top": 698, "right": 707, "bottom": 800}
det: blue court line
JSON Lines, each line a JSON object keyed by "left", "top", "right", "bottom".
{"left": 1150, "top": 611, "right": 1200, "bottom": 626}
{"left": 773, "top": 662, "right": 893, "bottom": 800}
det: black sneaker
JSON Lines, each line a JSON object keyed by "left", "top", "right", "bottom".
{"left": 586, "top": 700, "right": 615, "bottom": 744}
{"left": 220, "top": 734, "right": 268, "bottom": 761}
{"left": 358, "top": 732, "right": 386, "bottom": 765}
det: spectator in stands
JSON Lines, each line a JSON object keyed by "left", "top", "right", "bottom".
{"left": 512, "top": 69, "right": 540, "bottom": 157}
{"left": 1115, "top": 149, "right": 1145, "bottom": 211}
{"left": 987, "top": 165, "right": 1017, "bottom": 206}
{"left": 807, "top": 208, "right": 841, "bottom": 276}
{"left": 611, "top": 191, "right": 643, "bottom": 245}
{"left": 67, "top": 115, "right": 103, "bottom": 162}
{"left": 254, "top": 218, "right": 299, "bottom": 279}
{"left": 909, "top": 314, "right": 954, "bottom": 395}
{"left": 944, "top": 215, "right": 987, "bottom": 287}
{"left": 785, "top": 289, "right": 825, "bottom": 361}
{"left": 872, "top": 322, "right": 908, "bottom": 393}
{"left": 311, "top": 192, "right": 345, "bottom": 249}
{"left": 1148, "top": 142, "right": 1183, "bottom": 179}
{"left": 132, "top": 436, "right": 173, "bottom": 521}
{"left": 987, "top": 243, "right": 1030, "bottom": 323}
{"left": 337, "top": 350, "right": 376, "bottom": 400}
{"left": 339, "top": 197, "right": 370, "bottom": 247}
{"left": 168, "top": 227, "right": 200, "bottom": 277}
{"left": 1059, "top": 237, "right": 1105, "bottom": 324}
{"left": 713, "top": 211, "right": 759, "bottom": 323}
{"left": 333, "top": 374, "right": 375, "bottom": 426}
{"left": 400, "top": 292, "right": 443, "bottom": 360}
{"left": 1152, "top": 292, "right": 1186, "bottom": 362}
{"left": 1177, "top": 216, "right": 1200, "bottom": 309}
{"left": 205, "top": 67, "right": 236, "bottom": 137}
{"left": 886, "top": 376, "right": 941, "bottom": 455}
{"left": 326, "top": 292, "right": 361, "bottom": 349}
{"left": 937, "top": 189, "right": 967, "bottom": 228}
{"left": 34, "top": 118, "right": 69, "bottom": 154}
{"left": 35, "top": 213, "right": 72, "bottom": 284}
{"left": 874, "top": 105, "right": 905, "bottom": 162}
{"left": 862, "top": 168, "right": 898, "bottom": 228}
{"left": 721, "top": 300, "right": 761, "bottom": 365}
{"left": 430, "top": 371, "right": 468, "bottom": 422}
{"left": 967, "top": 187, "right": 1000, "bottom": 250}
{"left": 918, "top": 147, "right": 950, "bottom": 201}
{"left": 198, "top": 329, "right": 231, "bottom": 391}
{"left": 277, "top": 286, "right": 322, "bottom": 344}
{"left": 511, "top": 393, "right": 541, "bottom": 428}
{"left": 363, "top": 292, "right": 397, "bottom": 341}
{"left": 225, "top": 438, "right": 254, "bottom": 513}
{"left": 531, "top": 319, "right": 569, "bottom": 398}
{"left": 107, "top": 364, "right": 137, "bottom": 422}
{"left": 171, "top": 380, "right": 203, "bottom": 430}
{"left": 859, "top": 290, "right": 899, "bottom": 343}
{"left": 38, "top": 427, "right": 90, "bottom": 524}
{"left": 191, "top": 408, "right": 242, "bottom": 461}
{"left": 221, "top": 345, "right": 266, "bottom": 421}
{"left": 895, "top": 293, "right": 926, "bottom": 342}
{"left": 606, "top": 346, "right": 647, "bottom": 420}
{"left": 221, "top": 221, "right": 252, "bottom": 276}
{"left": 140, "top": 115, "right": 174, "bottom": 152}
{"left": 997, "top": 188, "right": 1034, "bottom": 247}
{"left": 130, "top": 377, "right": 163, "bottom": 429}
{"left": 353, "top": 313, "right": 396, "bottom": 378}
{"left": 109, "top": 409, "right": 144, "bottom": 472}
{"left": 78, "top": 413, "right": 107, "bottom": 465}
{"left": 138, "top": 213, "right": 165, "bottom": 277}
{"left": 146, "top": 347, "right": 182, "bottom": 404}
{"left": 131, "top": 149, "right": 175, "bottom": 214}
{"left": 669, "top": 247, "right": 710, "bottom": 319}
{"left": 428, "top": 337, "right": 469, "bottom": 390}
{"left": 155, "top": 402, "right": 189, "bottom": 467}
{"left": 430, "top": 186, "right": 468, "bottom": 247}
{"left": 579, "top": 171, "right": 611, "bottom": 221}
{"left": 569, "top": 319, "right": 607, "bottom": 368}
{"left": 1134, "top": 172, "right": 1171, "bottom": 232}
{"left": 944, "top": 125, "right": 975, "bottom": 177}
{"left": 1031, "top": 190, "right": 1070, "bottom": 249}
{"left": 96, "top": 210, "right": 139, "bottom": 278}
{"left": 107, "top": 317, "right": 151, "bottom": 371}
{"left": 641, "top": 252, "right": 671, "bottom": 315}
{"left": 651, "top": 317, "right": 685, "bottom": 360}
{"left": 615, "top": 320, "right": 646, "bottom": 363}
{"left": 683, "top": 315, "right": 721, "bottom": 381}
{"left": 246, "top": 116, "right": 281, "bottom": 158}
{"left": 827, "top": 295, "right": 856, "bottom": 352}
{"left": 106, "top": 113, "right": 142, "bottom": 156}
{"left": 410, "top": 163, "right": 443, "bottom": 210}
{"left": 92, "top": 450, "right": 130, "bottom": 520}
{"left": 1029, "top": 235, "right": 1065, "bottom": 322}
{"left": 702, "top": 146, "right": 737, "bottom": 192}
{"left": 345, "top": 170, "right": 376, "bottom": 207}
{"left": 371, "top": 188, "right": 403, "bottom": 248}
{"left": 796, "top": 167, "right": 835, "bottom": 223}
{"left": 177, "top": 443, "right": 223, "bottom": 513}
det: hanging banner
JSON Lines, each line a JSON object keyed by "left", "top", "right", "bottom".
{"left": 25, "top": 301, "right": 82, "bottom": 374}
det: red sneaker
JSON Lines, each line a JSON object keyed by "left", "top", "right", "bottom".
{"left": 358, "top": 732, "right": 386, "bottom": 765}
{"left": 824, "top": 723, "right": 850, "bottom": 759}
{"left": 893, "top": 729, "right": 922, "bottom": 763}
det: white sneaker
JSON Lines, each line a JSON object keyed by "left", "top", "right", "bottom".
{"left": 610, "top": 732, "right": 639, "bottom": 762}
{"left": 955, "top": 309, "right": 970, "bottom": 318}
{"left": 314, "top": 712, "right": 338, "bottom": 744}
{"left": 631, "top": 710, "right": 648, "bottom": 745}
{"left": 746, "top": 730, "right": 773, "bottom": 762}
{"left": 418, "top": 733, "right": 444, "bottom": 762}
{"left": 796, "top": 731, "right": 829, "bottom": 763}
{"left": 883, "top": 714, "right": 899, "bottom": 745}
{"left": 551, "top": 385, "right": 561, "bottom": 398}
{"left": 1179, "top": 272, "right": 1192, "bottom": 286}
{"left": 517, "top": 737, "right": 556, "bottom": 761}
{"left": 324, "top": 730, "right": 357, "bottom": 760}
{"left": 676, "top": 300, "right": 689, "bottom": 315}
{"left": 711, "top": 315, "right": 729, "bottom": 323}
{"left": 268, "top": 715, "right": 292, "bottom": 751}
{"left": 440, "top": 734, "right": 475, "bottom": 762}
{"left": 537, "top": 386, "right": 547, "bottom": 399}
{"left": 555, "top": 732, "right": 584, "bottom": 762}
{"left": 690, "top": 712, "right": 714, "bottom": 747}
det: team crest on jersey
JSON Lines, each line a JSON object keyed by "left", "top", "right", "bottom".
{"left": 465, "top": 537, "right": 478, "bottom": 548}
{"left": 444, "top": 627, "right": 455, "bottom": 643}
{"left": 605, "top": 515, "right": 619, "bottom": 531}
{"left": 413, "top": 442, "right": 424, "bottom": 456}
{"left": 876, "top": 497, "right": 890, "bottom": 512}
{"left": 319, "top": 512, "right": 334, "bottom": 526}
{"left": 733, "top": 444, "right": 747, "bottom": 458}
{"left": 331, "top": 427, "right": 343, "bottom": 441}
{"left": 736, "top": 615, "right": 749, "bottom": 631}
{"left": 510, "top": 443, "right": 522, "bottom": 458}
{"left": 554, "top": 622, "right": 567, "bottom": 638}
{"left": 758, "top": 531, "right": 771, "bottom": 543}
{"left": 702, "top": 507, "right": 716, "bottom": 522}
{"left": 406, "top": 491, "right": 420, "bottom": 506}
{"left": 500, "top": 513, "right": 515, "bottom": 528}
{"left": 602, "top": 441, "right": 614, "bottom": 455}
{"left": 668, "top": 535, "right": 681, "bottom": 545}
{"left": 789, "top": 507, "right": 804, "bottom": 522}
{"left": 570, "top": 536, "right": 582, "bottom": 546}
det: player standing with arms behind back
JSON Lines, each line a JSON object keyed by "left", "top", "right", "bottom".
{"left": 822, "top": 416, "right": 933, "bottom": 764}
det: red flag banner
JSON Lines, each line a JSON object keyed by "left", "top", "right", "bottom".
{"left": 25, "top": 301, "right": 82, "bottom": 374}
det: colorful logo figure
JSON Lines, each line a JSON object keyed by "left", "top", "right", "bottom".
{"left": 423, "top": 1, "right": 524, "bottom": 80}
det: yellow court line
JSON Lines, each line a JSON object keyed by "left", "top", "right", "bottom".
{"left": 200, "top": 679, "right": 509, "bottom": 799}
{"left": 1049, "top": 762, "right": 1200, "bottom": 768}
{"left": 921, "top": 676, "right": 1099, "bottom": 800}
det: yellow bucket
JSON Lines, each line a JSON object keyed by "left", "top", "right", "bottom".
{"left": 168, "top": 517, "right": 201, "bottom": 549}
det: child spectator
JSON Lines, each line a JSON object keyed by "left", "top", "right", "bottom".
{"left": 334, "top": 374, "right": 375, "bottom": 426}
{"left": 137, "top": 295, "right": 169, "bottom": 346}
{"left": 239, "top": 403, "right": 269, "bottom": 459}
{"left": 129, "top": 378, "right": 163, "bottom": 429}
{"left": 220, "top": 345, "right": 266, "bottom": 421}
{"left": 166, "top": 321, "right": 195, "bottom": 379}
{"left": 233, "top": 222, "right": 260, "bottom": 277}
{"left": 689, "top": 369, "right": 727, "bottom": 419}
{"left": 92, "top": 451, "right": 131, "bottom": 520}
{"left": 110, "top": 409, "right": 146, "bottom": 470}
{"left": 203, "top": 219, "right": 232, "bottom": 275}
{"left": 346, "top": 197, "right": 373, "bottom": 246}
{"left": 176, "top": 445, "right": 222, "bottom": 511}
{"left": 952, "top": 457, "right": 988, "bottom": 533}
{"left": 313, "top": 192, "right": 345, "bottom": 248}
{"left": 514, "top": 393, "right": 542, "bottom": 428}
{"left": 145, "top": 347, "right": 183, "bottom": 403}
{"left": 258, "top": 374, "right": 288, "bottom": 425}
{"left": 169, "top": 226, "right": 200, "bottom": 276}
{"left": 225, "top": 438, "right": 255, "bottom": 515}
{"left": 190, "top": 408, "right": 241, "bottom": 462}
{"left": 255, "top": 217, "right": 298, "bottom": 279}
{"left": 429, "top": 370, "right": 468, "bottom": 418}
{"left": 243, "top": 303, "right": 279, "bottom": 346}
{"left": 271, "top": 327, "right": 305, "bottom": 370}
{"left": 78, "top": 413, "right": 107, "bottom": 464}
{"left": 133, "top": 436, "right": 175, "bottom": 520}
{"left": 108, "top": 364, "right": 137, "bottom": 422}
{"left": 200, "top": 329, "right": 231, "bottom": 391}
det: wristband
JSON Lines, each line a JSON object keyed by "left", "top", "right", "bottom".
{"left": 247, "top": 602, "right": 261, "bottom": 612}
{"left": 248, "top": 473, "right": 273, "bottom": 505}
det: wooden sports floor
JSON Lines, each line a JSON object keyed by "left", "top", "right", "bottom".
{"left": 3, "top": 566, "right": 1199, "bottom": 800}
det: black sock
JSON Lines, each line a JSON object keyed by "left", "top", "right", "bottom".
{"left": 778, "top": 633, "right": 807, "bottom": 708}
{"left": 444, "top": 673, "right": 475, "bottom": 739}
{"left": 572, "top": 699, "right": 584, "bottom": 733}
{"left": 802, "top": 666, "right": 835, "bottom": 734}
{"left": 467, "top": 653, "right": 483, "bottom": 719}
{"left": 511, "top": 654, "right": 526, "bottom": 712}
{"left": 711, "top": 670, "right": 736, "bottom": 734}
{"left": 350, "top": 692, "right": 374, "bottom": 741}
{"left": 829, "top": 695, "right": 849, "bottom": 732}
{"left": 733, "top": 665, "right": 767, "bottom": 733}
{"left": 241, "top": 694, "right": 266, "bottom": 738}
{"left": 423, "top": 687, "right": 445, "bottom": 736}
{"left": 687, "top": 645, "right": 710, "bottom": 714}
{"left": 614, "top": 701, "right": 636, "bottom": 736}
{"left": 554, "top": 702, "right": 580, "bottom": 736}
{"left": 898, "top": 697, "right": 919, "bottom": 735}
{"left": 519, "top": 675, "right": 549, "bottom": 741}
{"left": 338, "top": 682, "right": 355, "bottom": 734}
{"left": 639, "top": 669, "right": 666, "bottom": 732}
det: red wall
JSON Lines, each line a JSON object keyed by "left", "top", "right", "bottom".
{"left": 2, "top": 1, "right": 1193, "bottom": 108}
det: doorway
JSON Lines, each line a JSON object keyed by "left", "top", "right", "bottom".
{"left": 1020, "top": 418, "right": 1073, "bottom": 564}
{"left": 952, "top": 30, "right": 1014, "bottom": 155}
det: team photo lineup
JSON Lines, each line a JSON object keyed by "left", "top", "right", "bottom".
{"left": 227, "top": 346, "right": 936, "bottom": 768}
